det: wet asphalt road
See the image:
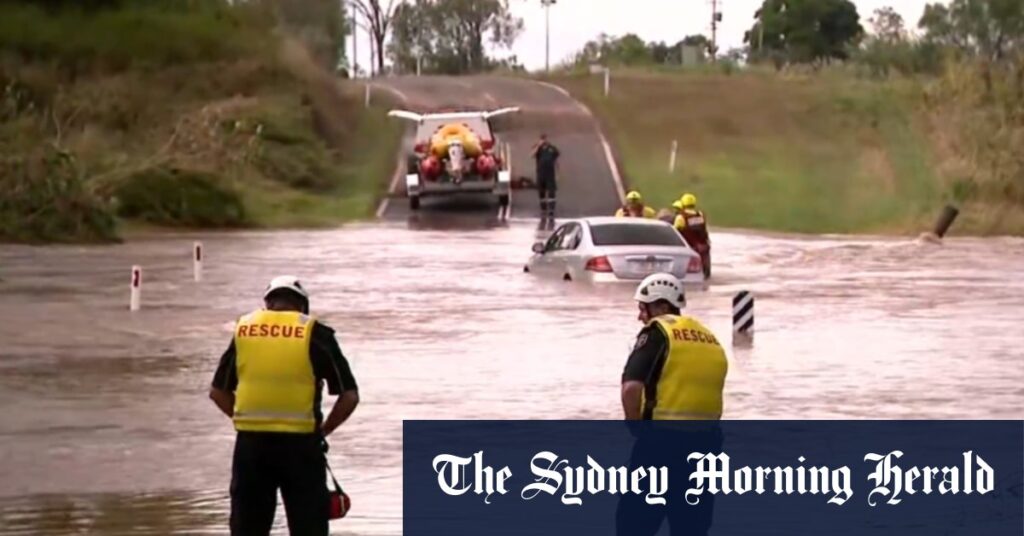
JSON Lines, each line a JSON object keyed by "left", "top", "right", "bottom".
{"left": 371, "top": 76, "right": 622, "bottom": 220}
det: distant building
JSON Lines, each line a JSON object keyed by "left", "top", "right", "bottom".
{"left": 681, "top": 45, "right": 706, "bottom": 66}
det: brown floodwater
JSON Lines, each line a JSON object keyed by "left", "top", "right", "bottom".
{"left": 1, "top": 218, "right": 1022, "bottom": 534}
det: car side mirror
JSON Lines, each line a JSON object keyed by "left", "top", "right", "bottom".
{"left": 532, "top": 242, "right": 545, "bottom": 254}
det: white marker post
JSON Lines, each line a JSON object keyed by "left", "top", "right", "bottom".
{"left": 364, "top": 84, "right": 371, "bottom": 109}
{"left": 669, "top": 140, "right": 678, "bottom": 173}
{"left": 193, "top": 241, "right": 203, "bottom": 282}
{"left": 732, "top": 290, "right": 754, "bottom": 346}
{"left": 603, "top": 68, "right": 610, "bottom": 97}
{"left": 129, "top": 265, "right": 142, "bottom": 311}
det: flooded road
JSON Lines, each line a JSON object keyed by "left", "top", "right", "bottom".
{"left": 1, "top": 220, "right": 1022, "bottom": 534}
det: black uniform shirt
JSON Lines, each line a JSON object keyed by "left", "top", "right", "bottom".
{"left": 622, "top": 324, "right": 671, "bottom": 420}
{"left": 212, "top": 321, "right": 358, "bottom": 427}
{"left": 534, "top": 142, "right": 560, "bottom": 177}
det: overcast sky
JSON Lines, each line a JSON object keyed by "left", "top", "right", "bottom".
{"left": 347, "top": 0, "right": 935, "bottom": 73}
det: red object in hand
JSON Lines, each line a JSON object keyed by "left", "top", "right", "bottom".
{"left": 329, "top": 490, "right": 351, "bottom": 519}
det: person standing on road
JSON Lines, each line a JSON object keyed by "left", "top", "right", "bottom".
{"left": 674, "top": 193, "right": 711, "bottom": 277}
{"left": 209, "top": 276, "right": 360, "bottom": 536}
{"left": 616, "top": 273, "right": 727, "bottom": 536}
{"left": 531, "top": 133, "right": 560, "bottom": 217}
{"left": 616, "top": 191, "right": 657, "bottom": 218}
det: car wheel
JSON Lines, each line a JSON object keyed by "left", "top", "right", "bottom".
{"left": 409, "top": 196, "right": 420, "bottom": 210}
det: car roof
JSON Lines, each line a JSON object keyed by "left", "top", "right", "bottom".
{"left": 577, "top": 216, "right": 673, "bottom": 227}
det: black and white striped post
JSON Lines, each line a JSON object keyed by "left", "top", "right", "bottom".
{"left": 732, "top": 290, "right": 754, "bottom": 345}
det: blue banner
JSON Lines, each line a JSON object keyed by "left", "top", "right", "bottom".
{"left": 403, "top": 421, "right": 1023, "bottom": 536}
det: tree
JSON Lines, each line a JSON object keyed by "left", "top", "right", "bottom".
{"left": 919, "top": 0, "right": 1024, "bottom": 62}
{"left": 745, "top": 0, "right": 864, "bottom": 65}
{"left": 351, "top": 0, "right": 402, "bottom": 75}
{"left": 387, "top": 0, "right": 522, "bottom": 75}
{"left": 869, "top": 6, "right": 906, "bottom": 44}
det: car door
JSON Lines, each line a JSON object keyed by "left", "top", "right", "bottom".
{"left": 547, "top": 223, "right": 583, "bottom": 278}
{"left": 533, "top": 224, "right": 569, "bottom": 276}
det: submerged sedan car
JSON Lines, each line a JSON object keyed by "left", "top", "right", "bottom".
{"left": 525, "top": 217, "right": 705, "bottom": 283}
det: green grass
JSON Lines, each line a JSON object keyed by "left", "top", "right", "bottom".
{"left": 0, "top": 2, "right": 272, "bottom": 72}
{"left": 550, "top": 68, "right": 945, "bottom": 234}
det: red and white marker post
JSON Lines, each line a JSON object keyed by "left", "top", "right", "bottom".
{"left": 129, "top": 265, "right": 142, "bottom": 311}
{"left": 193, "top": 241, "right": 203, "bottom": 282}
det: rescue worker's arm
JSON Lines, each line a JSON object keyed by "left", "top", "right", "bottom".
{"left": 209, "top": 340, "right": 238, "bottom": 418}
{"left": 620, "top": 327, "right": 667, "bottom": 420}
{"left": 312, "top": 323, "right": 360, "bottom": 436}
{"left": 621, "top": 382, "right": 644, "bottom": 420}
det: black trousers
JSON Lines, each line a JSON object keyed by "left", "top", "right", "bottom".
{"left": 230, "top": 431, "right": 329, "bottom": 536}
{"left": 615, "top": 425, "right": 722, "bottom": 536}
{"left": 537, "top": 172, "right": 557, "bottom": 215}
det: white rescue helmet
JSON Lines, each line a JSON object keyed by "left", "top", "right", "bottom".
{"left": 263, "top": 275, "right": 309, "bottom": 300}
{"left": 634, "top": 273, "right": 686, "bottom": 309}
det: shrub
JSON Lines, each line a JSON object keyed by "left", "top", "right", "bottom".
{"left": 113, "top": 166, "right": 246, "bottom": 227}
{"left": 0, "top": 149, "right": 118, "bottom": 242}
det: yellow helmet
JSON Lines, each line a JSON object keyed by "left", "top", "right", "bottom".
{"left": 680, "top": 193, "right": 697, "bottom": 207}
{"left": 671, "top": 200, "right": 684, "bottom": 210}
{"left": 626, "top": 191, "right": 643, "bottom": 202}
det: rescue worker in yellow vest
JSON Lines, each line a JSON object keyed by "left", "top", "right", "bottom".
{"left": 617, "top": 273, "right": 727, "bottom": 536}
{"left": 209, "top": 276, "right": 359, "bottom": 536}
{"left": 674, "top": 193, "right": 711, "bottom": 278}
{"left": 615, "top": 190, "right": 657, "bottom": 218}
{"left": 621, "top": 272, "right": 727, "bottom": 421}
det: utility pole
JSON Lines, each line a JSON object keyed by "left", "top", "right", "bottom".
{"left": 710, "top": 0, "right": 721, "bottom": 62}
{"left": 541, "top": 0, "right": 557, "bottom": 73}
{"left": 351, "top": 7, "right": 358, "bottom": 78}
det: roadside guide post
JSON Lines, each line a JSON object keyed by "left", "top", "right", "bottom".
{"left": 603, "top": 68, "right": 610, "bottom": 97}
{"left": 130, "top": 265, "right": 142, "bottom": 312}
{"left": 193, "top": 241, "right": 203, "bottom": 282}
{"left": 669, "top": 140, "right": 678, "bottom": 173}
{"left": 732, "top": 291, "right": 754, "bottom": 346}
{"left": 364, "top": 84, "right": 371, "bottom": 109}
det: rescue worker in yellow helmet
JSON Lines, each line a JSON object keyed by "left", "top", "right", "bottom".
{"left": 621, "top": 273, "right": 727, "bottom": 421}
{"left": 674, "top": 193, "right": 711, "bottom": 278}
{"left": 210, "top": 276, "right": 359, "bottom": 536}
{"left": 616, "top": 273, "right": 726, "bottom": 536}
{"left": 615, "top": 191, "right": 657, "bottom": 218}
{"left": 659, "top": 199, "right": 685, "bottom": 225}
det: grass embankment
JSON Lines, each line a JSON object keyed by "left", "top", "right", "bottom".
{"left": 550, "top": 67, "right": 1017, "bottom": 235}
{"left": 0, "top": 3, "right": 400, "bottom": 243}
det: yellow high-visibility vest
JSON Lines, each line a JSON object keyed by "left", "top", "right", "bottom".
{"left": 233, "top": 310, "right": 317, "bottom": 433}
{"left": 645, "top": 315, "right": 728, "bottom": 420}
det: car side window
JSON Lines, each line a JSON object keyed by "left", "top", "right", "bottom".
{"left": 544, "top": 226, "right": 568, "bottom": 252}
{"left": 559, "top": 224, "right": 582, "bottom": 250}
